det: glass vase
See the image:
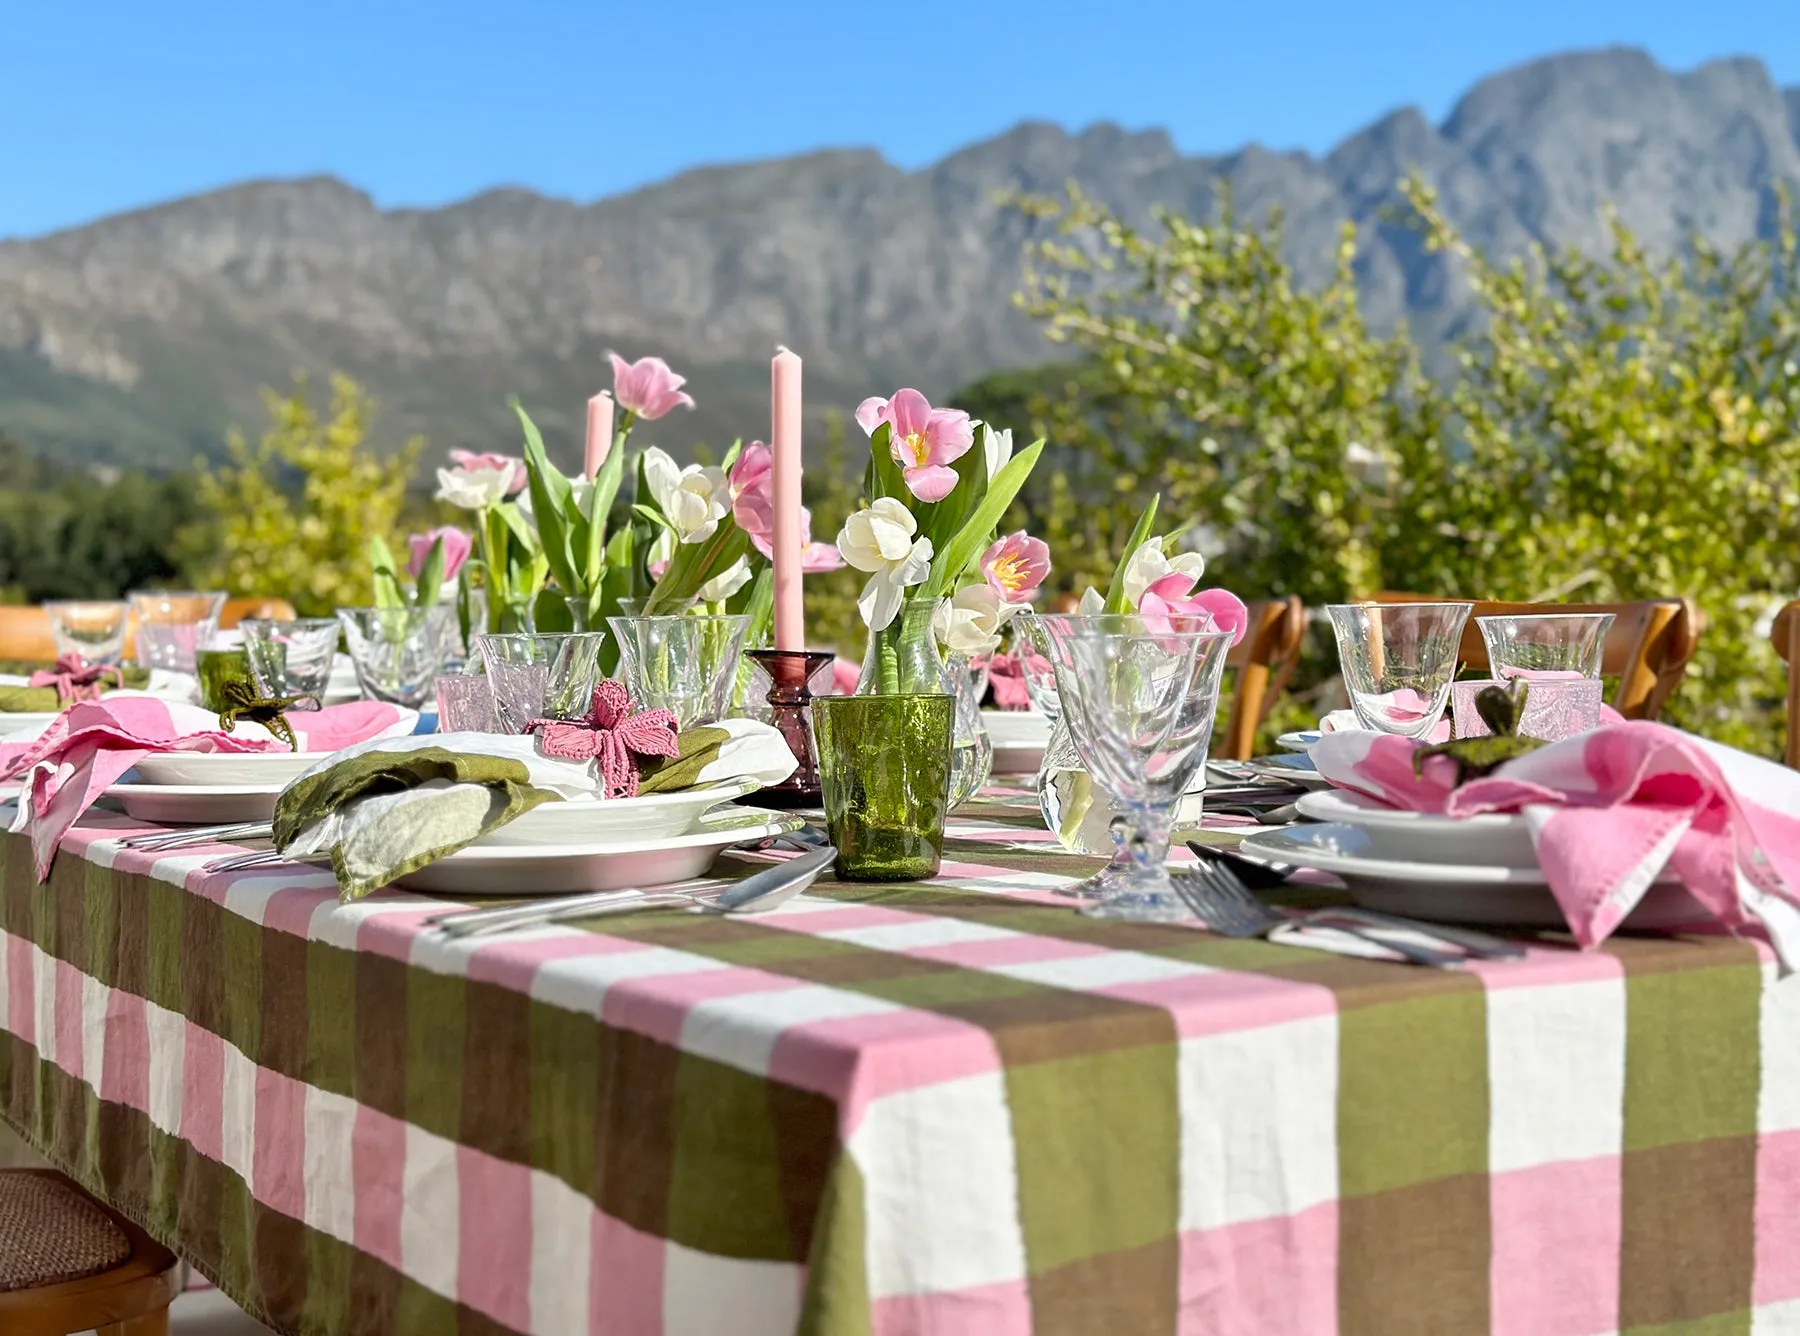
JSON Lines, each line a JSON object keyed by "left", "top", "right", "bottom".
{"left": 945, "top": 653, "right": 993, "bottom": 807}
{"left": 814, "top": 693, "right": 955, "bottom": 881}
{"left": 856, "top": 597, "right": 987, "bottom": 811}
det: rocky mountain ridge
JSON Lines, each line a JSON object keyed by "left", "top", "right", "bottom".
{"left": 2, "top": 46, "right": 1796, "bottom": 469}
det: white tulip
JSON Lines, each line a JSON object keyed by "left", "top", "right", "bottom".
{"left": 982, "top": 424, "right": 1014, "bottom": 480}
{"left": 1121, "top": 540, "right": 1207, "bottom": 608}
{"left": 435, "top": 465, "right": 513, "bottom": 511}
{"left": 1079, "top": 586, "right": 1105, "bottom": 615}
{"left": 837, "top": 499, "right": 934, "bottom": 631}
{"left": 697, "top": 555, "right": 752, "bottom": 604}
{"left": 932, "top": 584, "right": 1026, "bottom": 656}
{"left": 643, "top": 447, "right": 730, "bottom": 544}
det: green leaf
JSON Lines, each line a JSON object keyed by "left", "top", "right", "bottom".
{"left": 644, "top": 523, "right": 753, "bottom": 615}
{"left": 632, "top": 503, "right": 677, "bottom": 534}
{"left": 368, "top": 536, "right": 405, "bottom": 609}
{"left": 510, "top": 397, "right": 578, "bottom": 595}
{"left": 1103, "top": 493, "right": 1161, "bottom": 614}
{"left": 867, "top": 422, "right": 905, "bottom": 502}
{"left": 413, "top": 535, "right": 446, "bottom": 609}
{"left": 924, "top": 439, "right": 1044, "bottom": 597}
{"left": 917, "top": 425, "right": 991, "bottom": 556}
{"left": 584, "top": 443, "right": 628, "bottom": 587}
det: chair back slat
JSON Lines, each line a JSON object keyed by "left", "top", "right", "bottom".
{"left": 1219, "top": 596, "right": 1306, "bottom": 760}
{"left": 1769, "top": 600, "right": 1800, "bottom": 769}
{"left": 1371, "top": 593, "right": 1699, "bottom": 720}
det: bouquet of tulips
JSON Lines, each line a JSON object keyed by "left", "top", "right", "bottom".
{"left": 1078, "top": 494, "right": 1248, "bottom": 640}
{"left": 836, "top": 389, "right": 1045, "bottom": 694}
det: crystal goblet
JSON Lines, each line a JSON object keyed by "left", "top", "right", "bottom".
{"left": 476, "top": 633, "right": 607, "bottom": 735}
{"left": 608, "top": 614, "right": 749, "bottom": 730}
{"left": 1477, "top": 612, "right": 1615, "bottom": 681}
{"left": 1325, "top": 602, "right": 1472, "bottom": 738}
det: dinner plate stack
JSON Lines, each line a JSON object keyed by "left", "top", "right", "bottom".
{"left": 982, "top": 710, "right": 1051, "bottom": 775}
{"left": 1237, "top": 787, "right": 1708, "bottom": 929}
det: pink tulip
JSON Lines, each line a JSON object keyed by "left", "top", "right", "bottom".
{"left": 829, "top": 657, "right": 862, "bottom": 695}
{"left": 407, "top": 527, "right": 473, "bottom": 581}
{"left": 610, "top": 353, "right": 695, "bottom": 421}
{"left": 747, "top": 502, "right": 845, "bottom": 571}
{"left": 800, "top": 539, "right": 846, "bottom": 573}
{"left": 448, "top": 450, "right": 528, "bottom": 496}
{"left": 730, "top": 441, "right": 774, "bottom": 540}
{"left": 1138, "top": 574, "right": 1249, "bottom": 646}
{"left": 981, "top": 531, "right": 1051, "bottom": 603}
{"left": 856, "top": 388, "right": 973, "bottom": 503}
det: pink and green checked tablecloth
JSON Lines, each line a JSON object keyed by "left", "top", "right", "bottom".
{"left": 1, "top": 797, "right": 1798, "bottom": 1336}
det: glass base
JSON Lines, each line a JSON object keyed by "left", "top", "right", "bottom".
{"left": 1078, "top": 874, "right": 1198, "bottom": 922}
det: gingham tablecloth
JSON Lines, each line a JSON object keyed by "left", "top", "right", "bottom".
{"left": 1, "top": 798, "right": 1798, "bottom": 1336}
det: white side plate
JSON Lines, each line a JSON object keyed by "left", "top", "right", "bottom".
{"left": 104, "top": 783, "right": 283, "bottom": 825}
{"left": 1294, "top": 788, "right": 1538, "bottom": 867}
{"left": 983, "top": 710, "right": 1050, "bottom": 776}
{"left": 1238, "top": 822, "right": 1705, "bottom": 929}
{"left": 331, "top": 808, "right": 796, "bottom": 895}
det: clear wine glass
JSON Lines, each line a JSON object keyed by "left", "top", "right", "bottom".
{"left": 1477, "top": 612, "right": 1614, "bottom": 680}
{"left": 1056, "top": 621, "right": 1235, "bottom": 921}
{"left": 1325, "top": 602, "right": 1471, "bottom": 738}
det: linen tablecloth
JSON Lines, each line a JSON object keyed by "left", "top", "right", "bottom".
{"left": 0, "top": 799, "right": 1796, "bottom": 1335}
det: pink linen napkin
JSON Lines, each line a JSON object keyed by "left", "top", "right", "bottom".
{"left": 2, "top": 697, "right": 415, "bottom": 880}
{"left": 1311, "top": 721, "right": 1800, "bottom": 969}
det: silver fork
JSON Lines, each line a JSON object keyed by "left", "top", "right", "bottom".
{"left": 1174, "top": 863, "right": 1468, "bottom": 969}
{"left": 120, "top": 822, "right": 274, "bottom": 852}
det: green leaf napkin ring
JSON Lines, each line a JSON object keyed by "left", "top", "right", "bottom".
{"left": 215, "top": 678, "right": 320, "bottom": 752}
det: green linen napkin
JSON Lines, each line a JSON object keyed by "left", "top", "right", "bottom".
{"left": 0, "top": 663, "right": 149, "bottom": 713}
{"left": 274, "top": 720, "right": 795, "bottom": 902}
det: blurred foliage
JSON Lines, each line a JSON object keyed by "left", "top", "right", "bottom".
{"left": 964, "top": 178, "right": 1800, "bottom": 754}
{"left": 185, "top": 374, "right": 422, "bottom": 617}
{"left": 0, "top": 433, "right": 197, "bottom": 603}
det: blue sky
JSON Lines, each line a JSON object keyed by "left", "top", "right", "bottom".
{"left": 5, "top": 0, "right": 1794, "bottom": 240}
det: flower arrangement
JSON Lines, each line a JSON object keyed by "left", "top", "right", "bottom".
{"left": 433, "top": 448, "right": 545, "bottom": 632}
{"left": 1079, "top": 495, "right": 1249, "bottom": 642}
{"left": 836, "top": 388, "right": 1045, "bottom": 694}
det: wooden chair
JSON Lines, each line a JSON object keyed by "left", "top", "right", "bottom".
{"left": 0, "top": 1169, "right": 182, "bottom": 1334}
{"left": 0, "top": 608, "right": 55, "bottom": 663}
{"left": 219, "top": 597, "right": 297, "bottom": 629}
{"left": 1219, "top": 596, "right": 1307, "bottom": 760}
{"left": 1373, "top": 593, "right": 1701, "bottom": 720}
{"left": 1770, "top": 601, "right": 1800, "bottom": 769}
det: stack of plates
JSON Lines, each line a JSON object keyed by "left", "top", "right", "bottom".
{"left": 983, "top": 710, "right": 1051, "bottom": 774}
{"left": 343, "top": 803, "right": 794, "bottom": 895}
{"left": 107, "top": 751, "right": 324, "bottom": 823}
{"left": 1238, "top": 787, "right": 1707, "bottom": 929}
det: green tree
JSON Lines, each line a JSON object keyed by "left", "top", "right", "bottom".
{"left": 1402, "top": 176, "right": 1800, "bottom": 749}
{"left": 186, "top": 374, "right": 422, "bottom": 616}
{"left": 987, "top": 178, "right": 1800, "bottom": 753}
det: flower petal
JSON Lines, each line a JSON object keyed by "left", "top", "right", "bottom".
{"left": 854, "top": 397, "right": 890, "bottom": 436}
{"left": 902, "top": 463, "right": 960, "bottom": 503}
{"left": 859, "top": 572, "right": 904, "bottom": 632}
{"left": 886, "top": 388, "right": 932, "bottom": 441}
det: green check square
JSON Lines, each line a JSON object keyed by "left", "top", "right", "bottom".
{"left": 1624, "top": 962, "right": 1760, "bottom": 1151}
{"left": 1009, "top": 1042, "right": 1179, "bottom": 1272}
{"left": 1337, "top": 983, "right": 1488, "bottom": 1197}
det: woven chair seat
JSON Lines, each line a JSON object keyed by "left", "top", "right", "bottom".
{"left": 0, "top": 1170, "right": 131, "bottom": 1293}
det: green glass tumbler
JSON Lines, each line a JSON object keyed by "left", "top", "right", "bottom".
{"left": 813, "top": 693, "right": 956, "bottom": 882}
{"left": 196, "top": 647, "right": 252, "bottom": 713}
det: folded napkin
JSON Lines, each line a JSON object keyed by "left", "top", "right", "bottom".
{"left": 2, "top": 697, "right": 418, "bottom": 880}
{"left": 1312, "top": 721, "right": 1800, "bottom": 969}
{"left": 0, "top": 658, "right": 150, "bottom": 712}
{"left": 273, "top": 718, "right": 798, "bottom": 901}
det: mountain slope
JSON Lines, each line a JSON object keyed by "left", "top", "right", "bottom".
{"left": 2, "top": 47, "right": 1797, "bottom": 472}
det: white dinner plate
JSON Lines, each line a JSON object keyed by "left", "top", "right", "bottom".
{"left": 104, "top": 783, "right": 283, "bottom": 824}
{"left": 129, "top": 712, "right": 419, "bottom": 787}
{"left": 1237, "top": 822, "right": 1705, "bottom": 929}
{"left": 311, "top": 807, "right": 798, "bottom": 895}
{"left": 0, "top": 713, "right": 60, "bottom": 742}
{"left": 1275, "top": 730, "right": 1322, "bottom": 752}
{"left": 1294, "top": 788, "right": 1539, "bottom": 867}
{"left": 983, "top": 710, "right": 1050, "bottom": 775}
{"left": 133, "top": 750, "right": 326, "bottom": 787}
{"left": 478, "top": 782, "right": 757, "bottom": 847}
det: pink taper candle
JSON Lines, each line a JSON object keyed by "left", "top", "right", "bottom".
{"left": 771, "top": 346, "right": 805, "bottom": 650}
{"left": 584, "top": 391, "right": 615, "bottom": 480}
